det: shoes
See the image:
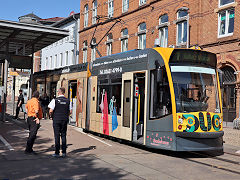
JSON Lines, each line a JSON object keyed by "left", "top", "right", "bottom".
{"left": 24, "top": 150, "right": 37, "bottom": 155}
{"left": 52, "top": 153, "right": 60, "bottom": 158}
{"left": 62, "top": 153, "right": 67, "bottom": 158}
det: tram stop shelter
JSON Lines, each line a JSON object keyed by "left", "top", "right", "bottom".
{"left": 0, "top": 19, "right": 68, "bottom": 121}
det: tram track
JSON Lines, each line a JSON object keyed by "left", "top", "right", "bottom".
{"left": 185, "top": 151, "right": 240, "bottom": 175}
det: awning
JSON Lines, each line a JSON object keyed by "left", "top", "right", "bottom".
{"left": 0, "top": 19, "right": 69, "bottom": 64}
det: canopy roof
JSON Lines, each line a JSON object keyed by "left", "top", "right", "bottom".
{"left": 0, "top": 19, "right": 68, "bottom": 61}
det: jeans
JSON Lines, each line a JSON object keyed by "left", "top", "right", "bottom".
{"left": 42, "top": 105, "right": 48, "bottom": 119}
{"left": 53, "top": 121, "right": 68, "bottom": 154}
{"left": 25, "top": 117, "right": 40, "bottom": 152}
{"left": 15, "top": 105, "right": 23, "bottom": 118}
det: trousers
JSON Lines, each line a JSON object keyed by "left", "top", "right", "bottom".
{"left": 25, "top": 117, "right": 40, "bottom": 152}
{"left": 53, "top": 121, "right": 68, "bottom": 154}
{"left": 15, "top": 105, "right": 23, "bottom": 118}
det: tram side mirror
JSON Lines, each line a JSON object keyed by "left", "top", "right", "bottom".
{"left": 157, "top": 68, "right": 163, "bottom": 82}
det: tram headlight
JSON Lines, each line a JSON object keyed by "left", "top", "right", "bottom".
{"left": 219, "top": 118, "right": 222, "bottom": 124}
{"left": 178, "top": 118, "right": 183, "bottom": 124}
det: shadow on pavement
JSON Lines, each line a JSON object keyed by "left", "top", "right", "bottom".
{"left": 0, "top": 118, "right": 129, "bottom": 180}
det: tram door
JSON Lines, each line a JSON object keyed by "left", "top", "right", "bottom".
{"left": 132, "top": 73, "right": 145, "bottom": 144}
{"left": 122, "top": 73, "right": 133, "bottom": 141}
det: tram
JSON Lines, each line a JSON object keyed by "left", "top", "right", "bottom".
{"left": 85, "top": 47, "right": 223, "bottom": 151}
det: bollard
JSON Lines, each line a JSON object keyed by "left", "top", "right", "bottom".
{"left": 233, "top": 118, "right": 240, "bottom": 130}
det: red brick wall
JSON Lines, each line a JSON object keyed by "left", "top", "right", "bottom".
{"left": 79, "top": 0, "right": 240, "bottom": 119}
{"left": 79, "top": 0, "right": 209, "bottom": 63}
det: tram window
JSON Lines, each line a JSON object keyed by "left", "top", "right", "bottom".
{"left": 96, "top": 83, "right": 122, "bottom": 115}
{"left": 150, "top": 68, "right": 172, "bottom": 119}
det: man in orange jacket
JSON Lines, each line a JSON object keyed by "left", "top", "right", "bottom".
{"left": 25, "top": 91, "right": 43, "bottom": 154}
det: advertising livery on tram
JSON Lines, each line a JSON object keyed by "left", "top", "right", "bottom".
{"left": 86, "top": 47, "right": 223, "bottom": 151}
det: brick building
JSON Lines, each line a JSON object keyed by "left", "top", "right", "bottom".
{"left": 78, "top": 0, "right": 239, "bottom": 122}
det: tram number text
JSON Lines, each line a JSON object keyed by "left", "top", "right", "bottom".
{"left": 100, "top": 67, "right": 122, "bottom": 75}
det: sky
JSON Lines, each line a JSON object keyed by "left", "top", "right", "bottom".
{"left": 0, "top": 0, "right": 80, "bottom": 22}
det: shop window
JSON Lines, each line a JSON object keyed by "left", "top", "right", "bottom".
{"left": 97, "top": 74, "right": 122, "bottom": 115}
{"left": 150, "top": 68, "right": 172, "bottom": 119}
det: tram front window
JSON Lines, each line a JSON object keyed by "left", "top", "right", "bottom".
{"left": 171, "top": 66, "right": 220, "bottom": 113}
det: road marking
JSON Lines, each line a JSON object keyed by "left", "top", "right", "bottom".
{"left": 87, "top": 134, "right": 112, "bottom": 147}
{"left": 235, "top": 150, "right": 240, "bottom": 154}
{"left": 0, "top": 135, "right": 14, "bottom": 151}
{"left": 73, "top": 127, "right": 112, "bottom": 146}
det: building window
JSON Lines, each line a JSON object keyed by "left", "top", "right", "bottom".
{"left": 72, "top": 50, "right": 75, "bottom": 65}
{"left": 159, "top": 14, "right": 168, "bottom": 47}
{"left": 121, "top": 28, "right": 128, "bottom": 52}
{"left": 176, "top": 9, "right": 188, "bottom": 46}
{"left": 92, "top": 0, "right": 97, "bottom": 24}
{"left": 106, "top": 33, "right": 113, "bottom": 56}
{"left": 122, "top": 0, "right": 129, "bottom": 13}
{"left": 138, "top": 23, "right": 146, "bottom": 49}
{"left": 45, "top": 57, "right": 48, "bottom": 70}
{"left": 218, "top": 9, "right": 234, "bottom": 37}
{"left": 83, "top": 41, "right": 88, "bottom": 63}
{"left": 139, "top": 0, "right": 146, "bottom": 6}
{"left": 108, "top": 0, "right": 114, "bottom": 18}
{"left": 219, "top": 0, "right": 234, "bottom": 7}
{"left": 84, "top": 4, "right": 89, "bottom": 27}
{"left": 55, "top": 54, "right": 58, "bottom": 68}
{"left": 91, "top": 38, "right": 96, "bottom": 61}
{"left": 65, "top": 51, "right": 68, "bottom": 66}
{"left": 60, "top": 53, "right": 63, "bottom": 67}
{"left": 50, "top": 56, "right": 53, "bottom": 69}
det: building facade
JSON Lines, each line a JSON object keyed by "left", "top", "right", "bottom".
{"left": 78, "top": 0, "right": 240, "bottom": 122}
{"left": 41, "top": 13, "right": 80, "bottom": 71}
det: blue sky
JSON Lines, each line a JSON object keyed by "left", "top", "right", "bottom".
{"left": 0, "top": 0, "right": 80, "bottom": 21}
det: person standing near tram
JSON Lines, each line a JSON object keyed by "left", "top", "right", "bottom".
{"left": 48, "top": 87, "right": 72, "bottom": 158}
{"left": 15, "top": 89, "right": 24, "bottom": 119}
{"left": 25, "top": 91, "right": 42, "bottom": 154}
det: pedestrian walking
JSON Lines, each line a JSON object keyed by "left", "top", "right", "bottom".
{"left": 48, "top": 87, "right": 72, "bottom": 158}
{"left": 15, "top": 89, "right": 24, "bottom": 119}
{"left": 40, "top": 93, "right": 50, "bottom": 119}
{"left": 25, "top": 91, "right": 43, "bottom": 154}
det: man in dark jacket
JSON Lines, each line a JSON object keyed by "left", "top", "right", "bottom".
{"left": 15, "top": 89, "right": 24, "bottom": 119}
{"left": 48, "top": 87, "right": 72, "bottom": 158}
{"left": 40, "top": 93, "right": 50, "bottom": 119}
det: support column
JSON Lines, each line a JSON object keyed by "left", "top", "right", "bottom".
{"left": 3, "top": 59, "right": 8, "bottom": 122}
{"left": 29, "top": 45, "right": 34, "bottom": 99}
{"left": 12, "top": 71, "right": 16, "bottom": 116}
{"left": 3, "top": 41, "right": 9, "bottom": 122}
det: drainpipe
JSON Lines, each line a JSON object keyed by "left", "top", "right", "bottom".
{"left": 72, "top": 14, "right": 78, "bottom": 65}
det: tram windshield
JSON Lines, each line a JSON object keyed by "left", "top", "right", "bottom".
{"left": 171, "top": 66, "right": 221, "bottom": 113}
